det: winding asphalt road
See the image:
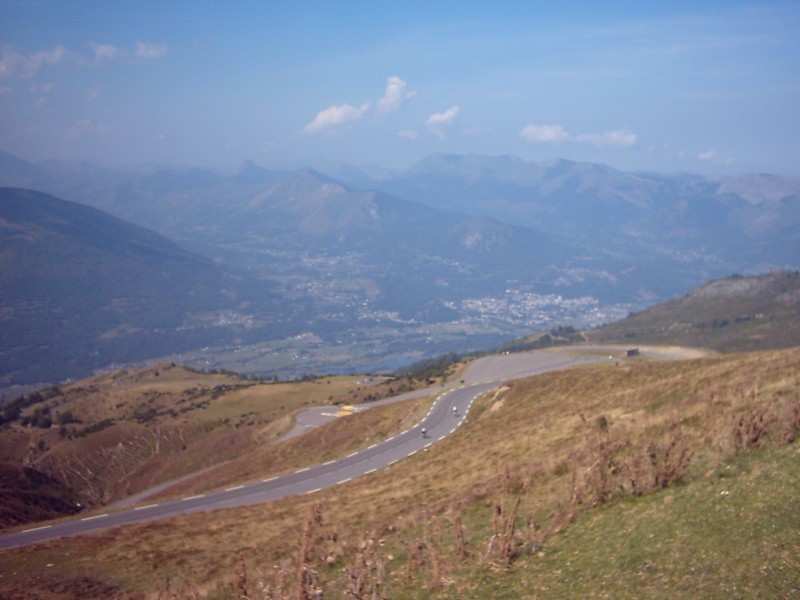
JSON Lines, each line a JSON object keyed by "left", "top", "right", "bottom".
{"left": 0, "top": 381, "right": 496, "bottom": 550}
{"left": 0, "top": 346, "right": 688, "bottom": 550}
{"left": 283, "top": 346, "right": 599, "bottom": 438}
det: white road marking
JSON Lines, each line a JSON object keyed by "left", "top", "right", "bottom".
{"left": 368, "top": 443, "right": 378, "bottom": 449}
{"left": 81, "top": 513, "right": 108, "bottom": 521}
{"left": 7, "top": 385, "right": 489, "bottom": 546}
{"left": 323, "top": 460, "right": 336, "bottom": 466}
{"left": 347, "top": 452, "right": 359, "bottom": 458}
{"left": 0, "top": 372, "right": 629, "bottom": 552}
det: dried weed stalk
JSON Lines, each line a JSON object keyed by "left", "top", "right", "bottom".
{"left": 400, "top": 510, "right": 466, "bottom": 590}
{"left": 721, "top": 396, "right": 800, "bottom": 455}
{"left": 343, "top": 531, "right": 386, "bottom": 600}
{"left": 484, "top": 468, "right": 521, "bottom": 568}
{"left": 294, "top": 504, "right": 332, "bottom": 599}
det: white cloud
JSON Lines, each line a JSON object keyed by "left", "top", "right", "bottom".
{"left": 520, "top": 124, "right": 638, "bottom": 148}
{"left": 397, "top": 129, "right": 419, "bottom": 140}
{"left": 31, "top": 81, "right": 55, "bottom": 106}
{"left": 463, "top": 126, "right": 493, "bottom": 136}
{"left": 426, "top": 106, "right": 459, "bottom": 127}
{"left": 65, "top": 118, "right": 111, "bottom": 140}
{"left": 304, "top": 102, "right": 371, "bottom": 134}
{"left": 86, "top": 84, "right": 103, "bottom": 101}
{"left": 303, "top": 76, "right": 413, "bottom": 135}
{"left": 1, "top": 41, "right": 166, "bottom": 81}
{"left": 520, "top": 124, "right": 569, "bottom": 143}
{"left": 89, "top": 42, "right": 119, "bottom": 63}
{"left": 697, "top": 148, "right": 734, "bottom": 165}
{"left": 425, "top": 106, "right": 459, "bottom": 136}
{"left": 30, "top": 81, "right": 56, "bottom": 94}
{"left": 377, "top": 76, "right": 415, "bottom": 113}
{"left": 134, "top": 41, "right": 168, "bottom": 60}
{"left": 0, "top": 45, "right": 67, "bottom": 79}
{"left": 576, "top": 129, "right": 638, "bottom": 148}
{"left": 698, "top": 148, "right": 716, "bottom": 161}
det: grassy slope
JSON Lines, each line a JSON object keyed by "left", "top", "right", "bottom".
{"left": 451, "top": 443, "right": 800, "bottom": 599}
{"left": 0, "top": 364, "right": 377, "bottom": 513}
{"left": 0, "top": 362, "right": 447, "bottom": 524}
{"left": 0, "top": 464, "right": 82, "bottom": 528}
{"left": 585, "top": 270, "right": 800, "bottom": 351}
{"left": 0, "top": 347, "right": 797, "bottom": 598}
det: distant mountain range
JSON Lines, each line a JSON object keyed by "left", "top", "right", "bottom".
{"left": 359, "top": 153, "right": 799, "bottom": 267}
{"left": 1, "top": 150, "right": 798, "bottom": 385}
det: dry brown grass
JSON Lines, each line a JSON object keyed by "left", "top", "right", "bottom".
{"left": 147, "top": 392, "right": 434, "bottom": 500}
{"left": 1, "top": 348, "right": 798, "bottom": 598}
{"left": 0, "top": 364, "right": 377, "bottom": 511}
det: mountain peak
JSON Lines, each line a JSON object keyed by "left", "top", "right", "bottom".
{"left": 714, "top": 173, "right": 800, "bottom": 205}
{"left": 236, "top": 158, "right": 268, "bottom": 177}
{"left": 0, "top": 150, "right": 40, "bottom": 182}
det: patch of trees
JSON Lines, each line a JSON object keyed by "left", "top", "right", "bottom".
{"left": 694, "top": 318, "right": 730, "bottom": 330}
{"left": 73, "top": 418, "right": 115, "bottom": 438}
{"left": 55, "top": 410, "right": 77, "bottom": 425}
{"left": 495, "top": 325, "right": 583, "bottom": 354}
{"left": 0, "top": 386, "right": 62, "bottom": 426}
{"left": 20, "top": 406, "right": 52, "bottom": 429}
{"left": 395, "top": 352, "right": 463, "bottom": 382}
{"left": 184, "top": 364, "right": 274, "bottom": 383}
{"left": 295, "top": 373, "right": 327, "bottom": 382}
{"left": 133, "top": 407, "right": 159, "bottom": 423}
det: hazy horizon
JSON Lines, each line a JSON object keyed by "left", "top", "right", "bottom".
{"left": 2, "top": 1, "right": 799, "bottom": 177}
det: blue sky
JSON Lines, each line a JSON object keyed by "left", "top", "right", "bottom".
{"left": 1, "top": 1, "right": 799, "bottom": 176}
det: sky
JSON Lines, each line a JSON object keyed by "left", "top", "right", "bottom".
{"left": 1, "top": 1, "right": 799, "bottom": 177}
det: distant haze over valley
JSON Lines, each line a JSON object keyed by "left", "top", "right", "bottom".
{"left": 1, "top": 150, "right": 799, "bottom": 387}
